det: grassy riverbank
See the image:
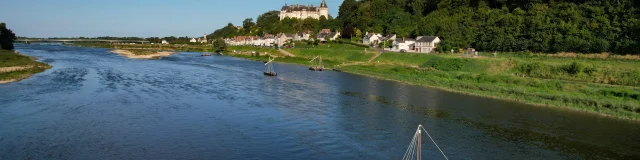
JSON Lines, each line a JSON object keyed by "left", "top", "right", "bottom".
{"left": 231, "top": 44, "right": 640, "bottom": 120}
{"left": 0, "top": 50, "right": 51, "bottom": 83}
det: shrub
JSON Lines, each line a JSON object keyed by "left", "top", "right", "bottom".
{"left": 517, "top": 62, "right": 552, "bottom": 77}
{"left": 564, "top": 61, "right": 585, "bottom": 75}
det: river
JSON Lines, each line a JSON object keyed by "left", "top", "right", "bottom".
{"left": 1, "top": 44, "right": 639, "bottom": 159}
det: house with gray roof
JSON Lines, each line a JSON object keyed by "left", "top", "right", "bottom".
{"left": 415, "top": 36, "right": 440, "bottom": 53}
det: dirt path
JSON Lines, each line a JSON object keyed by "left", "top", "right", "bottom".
{"left": 278, "top": 49, "right": 296, "bottom": 57}
{"left": 367, "top": 48, "right": 384, "bottom": 63}
{"left": 110, "top": 49, "right": 176, "bottom": 59}
{"left": 0, "top": 65, "right": 33, "bottom": 73}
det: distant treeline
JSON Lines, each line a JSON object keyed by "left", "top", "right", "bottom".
{"left": 336, "top": 0, "right": 640, "bottom": 54}
{"left": 29, "top": 36, "right": 204, "bottom": 44}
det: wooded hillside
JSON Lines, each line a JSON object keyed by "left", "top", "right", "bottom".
{"left": 337, "top": 0, "right": 639, "bottom": 54}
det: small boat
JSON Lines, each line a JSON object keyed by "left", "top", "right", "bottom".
{"left": 309, "top": 56, "right": 324, "bottom": 71}
{"left": 264, "top": 57, "right": 277, "bottom": 76}
{"left": 201, "top": 53, "right": 212, "bottom": 56}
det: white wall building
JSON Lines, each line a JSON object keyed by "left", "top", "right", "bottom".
{"left": 363, "top": 32, "right": 383, "bottom": 45}
{"left": 279, "top": 0, "right": 329, "bottom": 20}
{"left": 415, "top": 36, "right": 440, "bottom": 53}
{"left": 393, "top": 38, "right": 416, "bottom": 52}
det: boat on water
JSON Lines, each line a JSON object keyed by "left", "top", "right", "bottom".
{"left": 264, "top": 57, "right": 277, "bottom": 76}
{"left": 201, "top": 53, "right": 212, "bottom": 56}
{"left": 402, "top": 125, "right": 449, "bottom": 160}
{"left": 308, "top": 56, "right": 324, "bottom": 71}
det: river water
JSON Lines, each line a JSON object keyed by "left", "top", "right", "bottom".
{"left": 1, "top": 44, "right": 639, "bottom": 159}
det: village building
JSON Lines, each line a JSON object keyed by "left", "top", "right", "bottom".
{"left": 393, "top": 37, "right": 416, "bottom": 52}
{"left": 294, "top": 31, "right": 312, "bottom": 41}
{"left": 363, "top": 32, "right": 383, "bottom": 45}
{"left": 161, "top": 40, "right": 169, "bottom": 44}
{"left": 382, "top": 34, "right": 397, "bottom": 42}
{"left": 279, "top": 0, "right": 329, "bottom": 20}
{"left": 276, "top": 33, "right": 295, "bottom": 47}
{"left": 261, "top": 34, "right": 276, "bottom": 47}
{"left": 198, "top": 33, "right": 208, "bottom": 43}
{"left": 190, "top": 38, "right": 197, "bottom": 43}
{"left": 316, "top": 29, "right": 340, "bottom": 42}
{"left": 414, "top": 36, "right": 440, "bottom": 53}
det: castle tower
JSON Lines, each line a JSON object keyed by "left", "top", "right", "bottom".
{"left": 203, "top": 33, "right": 207, "bottom": 43}
{"left": 319, "top": 0, "right": 329, "bottom": 19}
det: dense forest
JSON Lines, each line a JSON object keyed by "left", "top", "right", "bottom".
{"left": 212, "top": 0, "right": 639, "bottom": 54}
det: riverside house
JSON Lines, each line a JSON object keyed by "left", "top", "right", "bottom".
{"left": 393, "top": 37, "right": 416, "bottom": 52}
{"left": 276, "top": 33, "right": 295, "bottom": 47}
{"left": 415, "top": 36, "right": 440, "bottom": 53}
{"left": 363, "top": 32, "right": 383, "bottom": 45}
{"left": 294, "top": 31, "right": 312, "bottom": 41}
{"left": 316, "top": 29, "right": 341, "bottom": 42}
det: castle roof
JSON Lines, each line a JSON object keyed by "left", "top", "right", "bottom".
{"left": 281, "top": 0, "right": 326, "bottom": 12}
{"left": 281, "top": 4, "right": 318, "bottom": 12}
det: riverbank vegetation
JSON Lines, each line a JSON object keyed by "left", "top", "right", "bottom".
{"left": 0, "top": 50, "right": 51, "bottom": 83}
{"left": 0, "top": 22, "right": 51, "bottom": 83}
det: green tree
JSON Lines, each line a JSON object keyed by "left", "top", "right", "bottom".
{"left": 242, "top": 18, "right": 255, "bottom": 34}
{"left": 302, "top": 18, "right": 320, "bottom": 32}
{"left": 212, "top": 38, "right": 227, "bottom": 52}
{"left": 0, "top": 22, "right": 17, "bottom": 50}
{"left": 256, "top": 11, "right": 281, "bottom": 34}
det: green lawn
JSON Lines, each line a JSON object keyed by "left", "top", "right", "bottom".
{"left": 0, "top": 50, "right": 51, "bottom": 81}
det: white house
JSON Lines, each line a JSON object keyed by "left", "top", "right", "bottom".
{"left": 363, "top": 32, "right": 383, "bottom": 45}
{"left": 327, "top": 32, "right": 340, "bottom": 41}
{"left": 382, "top": 34, "right": 396, "bottom": 42}
{"left": 276, "top": 33, "right": 295, "bottom": 47}
{"left": 294, "top": 31, "right": 311, "bottom": 41}
{"left": 415, "top": 36, "right": 440, "bottom": 53}
{"left": 190, "top": 38, "right": 197, "bottom": 43}
{"left": 317, "top": 30, "right": 340, "bottom": 42}
{"left": 161, "top": 40, "right": 169, "bottom": 44}
{"left": 393, "top": 37, "right": 416, "bottom": 52}
{"left": 262, "top": 34, "right": 276, "bottom": 47}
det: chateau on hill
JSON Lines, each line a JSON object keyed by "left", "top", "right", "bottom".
{"left": 279, "top": 0, "right": 328, "bottom": 20}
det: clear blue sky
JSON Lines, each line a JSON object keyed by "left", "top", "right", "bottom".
{"left": 1, "top": 0, "right": 341, "bottom": 38}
